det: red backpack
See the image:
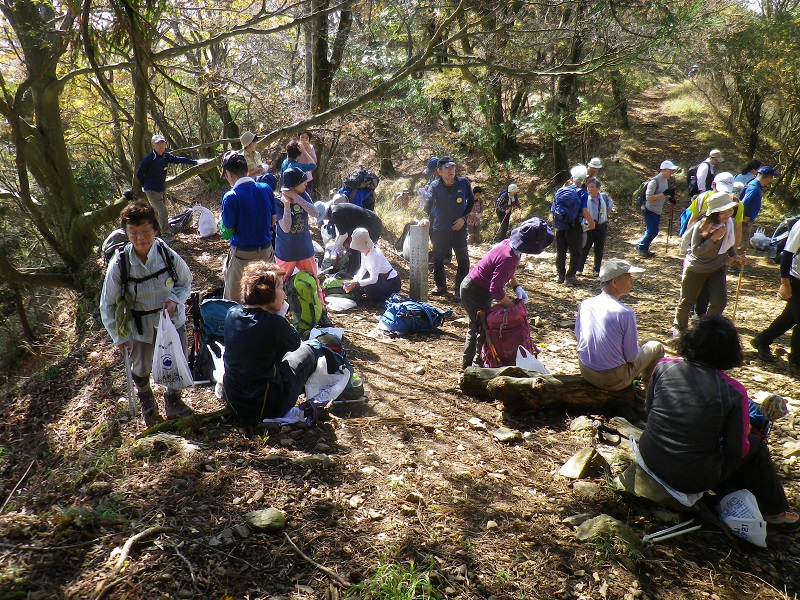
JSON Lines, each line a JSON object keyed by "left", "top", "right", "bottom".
{"left": 481, "top": 300, "right": 534, "bottom": 367}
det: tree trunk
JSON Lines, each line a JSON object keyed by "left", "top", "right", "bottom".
{"left": 460, "top": 366, "right": 635, "bottom": 413}
{"left": 375, "top": 120, "right": 395, "bottom": 177}
{"left": 610, "top": 69, "right": 629, "bottom": 130}
{"left": 485, "top": 73, "right": 516, "bottom": 162}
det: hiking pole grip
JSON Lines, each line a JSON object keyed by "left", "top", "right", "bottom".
{"left": 478, "top": 310, "right": 501, "bottom": 368}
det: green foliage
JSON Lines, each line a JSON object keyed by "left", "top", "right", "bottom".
{"left": 345, "top": 556, "right": 440, "bottom": 600}
{"left": 72, "top": 158, "right": 116, "bottom": 212}
{"left": 0, "top": 563, "right": 29, "bottom": 596}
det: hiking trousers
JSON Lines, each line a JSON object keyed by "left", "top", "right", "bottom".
{"left": 675, "top": 266, "right": 727, "bottom": 331}
{"left": 460, "top": 276, "right": 492, "bottom": 369}
{"left": 144, "top": 190, "right": 170, "bottom": 239}
{"left": 756, "top": 276, "right": 800, "bottom": 366}
{"left": 555, "top": 225, "right": 583, "bottom": 279}
{"left": 431, "top": 227, "right": 469, "bottom": 293}
{"left": 223, "top": 245, "right": 274, "bottom": 304}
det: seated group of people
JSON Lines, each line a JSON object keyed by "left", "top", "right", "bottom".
{"left": 102, "top": 191, "right": 797, "bottom": 530}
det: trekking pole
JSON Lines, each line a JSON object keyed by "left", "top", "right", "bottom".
{"left": 477, "top": 310, "right": 501, "bottom": 367}
{"left": 665, "top": 202, "right": 675, "bottom": 250}
{"left": 124, "top": 345, "right": 138, "bottom": 417}
{"left": 731, "top": 262, "right": 745, "bottom": 321}
{"left": 493, "top": 211, "right": 511, "bottom": 241}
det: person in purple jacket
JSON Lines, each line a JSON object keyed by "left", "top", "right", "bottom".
{"left": 459, "top": 218, "right": 554, "bottom": 369}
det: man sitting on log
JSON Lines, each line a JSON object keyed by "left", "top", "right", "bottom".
{"left": 575, "top": 259, "right": 665, "bottom": 391}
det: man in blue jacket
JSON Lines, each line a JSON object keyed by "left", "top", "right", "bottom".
{"left": 421, "top": 156, "right": 474, "bottom": 301}
{"left": 219, "top": 151, "right": 278, "bottom": 303}
{"left": 739, "top": 165, "right": 778, "bottom": 253}
{"left": 136, "top": 134, "right": 199, "bottom": 241}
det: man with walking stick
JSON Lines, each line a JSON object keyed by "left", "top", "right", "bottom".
{"left": 494, "top": 183, "right": 520, "bottom": 242}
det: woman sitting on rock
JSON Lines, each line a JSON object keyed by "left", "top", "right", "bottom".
{"left": 638, "top": 315, "right": 798, "bottom": 527}
{"left": 222, "top": 261, "right": 317, "bottom": 422}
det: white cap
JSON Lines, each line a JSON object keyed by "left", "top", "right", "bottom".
{"left": 660, "top": 160, "right": 679, "bottom": 170}
{"left": 151, "top": 134, "right": 166, "bottom": 144}
{"left": 713, "top": 172, "right": 735, "bottom": 193}
{"left": 508, "top": 183, "right": 519, "bottom": 194}
{"left": 598, "top": 258, "right": 645, "bottom": 282}
{"left": 587, "top": 157, "right": 603, "bottom": 169}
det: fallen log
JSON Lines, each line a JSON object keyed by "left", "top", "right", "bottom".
{"left": 460, "top": 366, "right": 636, "bottom": 413}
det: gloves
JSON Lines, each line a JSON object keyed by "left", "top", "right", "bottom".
{"left": 515, "top": 286, "right": 529, "bottom": 302}
{"left": 664, "top": 187, "right": 676, "bottom": 198}
{"left": 668, "top": 197, "right": 677, "bottom": 205}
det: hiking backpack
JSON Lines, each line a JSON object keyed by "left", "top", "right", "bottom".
{"left": 480, "top": 299, "right": 534, "bottom": 368}
{"left": 343, "top": 168, "right": 380, "bottom": 191}
{"left": 686, "top": 161, "right": 712, "bottom": 198}
{"left": 380, "top": 294, "right": 452, "bottom": 335}
{"left": 769, "top": 215, "right": 800, "bottom": 264}
{"left": 322, "top": 272, "right": 358, "bottom": 301}
{"left": 187, "top": 288, "right": 236, "bottom": 383}
{"left": 101, "top": 229, "right": 130, "bottom": 266}
{"left": 168, "top": 208, "right": 194, "bottom": 234}
{"left": 285, "top": 270, "right": 323, "bottom": 337}
{"left": 631, "top": 177, "right": 657, "bottom": 210}
{"left": 550, "top": 185, "right": 582, "bottom": 230}
{"left": 678, "top": 191, "right": 711, "bottom": 237}
{"left": 338, "top": 187, "right": 376, "bottom": 212}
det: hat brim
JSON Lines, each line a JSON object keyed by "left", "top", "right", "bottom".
{"left": 439, "top": 161, "right": 456, "bottom": 169}
{"left": 706, "top": 201, "right": 738, "bottom": 215}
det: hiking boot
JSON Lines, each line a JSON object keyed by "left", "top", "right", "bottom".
{"left": 164, "top": 391, "right": 193, "bottom": 420}
{"left": 430, "top": 286, "right": 447, "bottom": 296}
{"left": 637, "top": 248, "right": 656, "bottom": 258}
{"left": 318, "top": 311, "right": 334, "bottom": 328}
{"left": 750, "top": 337, "right": 774, "bottom": 362}
{"left": 564, "top": 276, "right": 578, "bottom": 286}
{"left": 554, "top": 275, "right": 565, "bottom": 284}
{"left": 788, "top": 363, "right": 800, "bottom": 377}
{"left": 139, "top": 391, "right": 164, "bottom": 428}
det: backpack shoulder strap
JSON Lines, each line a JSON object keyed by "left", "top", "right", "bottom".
{"left": 155, "top": 238, "right": 180, "bottom": 284}
{"left": 117, "top": 243, "right": 130, "bottom": 302}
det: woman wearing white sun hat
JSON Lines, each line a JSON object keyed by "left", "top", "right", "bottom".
{"left": 494, "top": 183, "right": 520, "bottom": 242}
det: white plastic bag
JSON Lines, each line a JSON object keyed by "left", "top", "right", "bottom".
{"left": 750, "top": 227, "right": 770, "bottom": 251}
{"left": 304, "top": 356, "right": 350, "bottom": 404}
{"left": 195, "top": 206, "right": 217, "bottom": 238}
{"left": 151, "top": 309, "right": 194, "bottom": 390}
{"left": 717, "top": 489, "right": 767, "bottom": 547}
{"left": 516, "top": 346, "right": 549, "bottom": 374}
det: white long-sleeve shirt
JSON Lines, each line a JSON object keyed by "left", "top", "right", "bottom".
{"left": 353, "top": 247, "right": 397, "bottom": 287}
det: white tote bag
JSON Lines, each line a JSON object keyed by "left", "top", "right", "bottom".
{"left": 717, "top": 489, "right": 767, "bottom": 547}
{"left": 152, "top": 309, "right": 194, "bottom": 389}
{"left": 195, "top": 206, "right": 217, "bottom": 238}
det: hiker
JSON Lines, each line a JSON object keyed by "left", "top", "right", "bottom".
{"left": 240, "top": 131, "right": 265, "bottom": 178}
{"left": 734, "top": 159, "right": 762, "bottom": 187}
{"left": 100, "top": 201, "right": 194, "bottom": 427}
{"left": 417, "top": 156, "right": 440, "bottom": 210}
{"left": 420, "top": 155, "right": 475, "bottom": 301}
{"left": 694, "top": 149, "right": 725, "bottom": 195}
{"left": 219, "top": 151, "right": 278, "bottom": 304}
{"left": 673, "top": 192, "right": 747, "bottom": 336}
{"left": 577, "top": 177, "right": 613, "bottom": 277}
{"left": 739, "top": 165, "right": 778, "bottom": 254}
{"left": 280, "top": 140, "right": 316, "bottom": 182}
{"left": 135, "top": 134, "right": 200, "bottom": 242}
{"left": 467, "top": 186, "right": 484, "bottom": 244}
{"left": 460, "top": 217, "right": 554, "bottom": 369}
{"left": 297, "top": 131, "right": 318, "bottom": 196}
{"left": 341, "top": 228, "right": 401, "bottom": 304}
{"left": 494, "top": 183, "right": 520, "bottom": 242}
{"left": 638, "top": 315, "right": 798, "bottom": 527}
{"left": 586, "top": 157, "right": 603, "bottom": 179}
{"left": 222, "top": 262, "right": 318, "bottom": 423}
{"left": 275, "top": 168, "right": 323, "bottom": 285}
{"left": 750, "top": 217, "right": 800, "bottom": 376}
{"left": 684, "top": 172, "right": 744, "bottom": 250}
{"left": 575, "top": 259, "right": 664, "bottom": 391}
{"left": 552, "top": 164, "right": 593, "bottom": 285}
{"left": 636, "top": 160, "right": 677, "bottom": 258}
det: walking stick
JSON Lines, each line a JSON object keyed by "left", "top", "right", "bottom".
{"left": 665, "top": 202, "right": 675, "bottom": 250}
{"left": 477, "top": 310, "right": 501, "bottom": 367}
{"left": 124, "top": 345, "right": 138, "bottom": 417}
{"left": 493, "top": 210, "right": 511, "bottom": 241}
{"left": 731, "top": 262, "right": 745, "bottom": 321}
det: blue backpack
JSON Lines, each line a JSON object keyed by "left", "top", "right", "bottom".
{"left": 380, "top": 295, "right": 452, "bottom": 334}
{"left": 550, "top": 185, "right": 582, "bottom": 230}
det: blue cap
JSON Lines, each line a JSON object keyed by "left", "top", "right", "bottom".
{"left": 425, "top": 157, "right": 440, "bottom": 175}
{"left": 510, "top": 217, "right": 555, "bottom": 255}
{"left": 281, "top": 167, "right": 308, "bottom": 190}
{"left": 758, "top": 166, "right": 778, "bottom": 176}
{"left": 437, "top": 155, "right": 456, "bottom": 169}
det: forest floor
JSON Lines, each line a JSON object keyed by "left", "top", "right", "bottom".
{"left": 2, "top": 82, "right": 800, "bottom": 600}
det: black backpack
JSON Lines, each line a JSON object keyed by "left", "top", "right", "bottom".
{"left": 769, "top": 215, "right": 800, "bottom": 264}
{"left": 686, "top": 161, "right": 712, "bottom": 197}
{"left": 343, "top": 168, "right": 380, "bottom": 190}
